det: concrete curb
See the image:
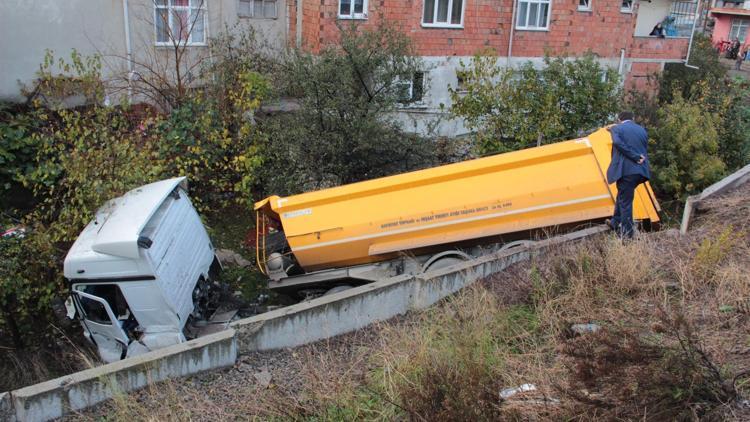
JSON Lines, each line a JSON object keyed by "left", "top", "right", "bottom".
{"left": 8, "top": 328, "right": 236, "bottom": 422}
{"left": 231, "top": 226, "right": 607, "bottom": 352}
{"left": 680, "top": 163, "right": 750, "bottom": 234}
{"left": 1, "top": 392, "right": 15, "bottom": 422}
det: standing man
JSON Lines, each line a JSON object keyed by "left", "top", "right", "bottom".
{"left": 606, "top": 111, "right": 650, "bottom": 239}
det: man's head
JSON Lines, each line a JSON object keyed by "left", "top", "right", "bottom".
{"left": 618, "top": 111, "right": 635, "bottom": 122}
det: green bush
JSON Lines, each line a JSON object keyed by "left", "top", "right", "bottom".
{"left": 649, "top": 92, "right": 725, "bottom": 200}
{"left": 258, "top": 22, "right": 436, "bottom": 194}
{"left": 21, "top": 105, "right": 162, "bottom": 243}
{"left": 0, "top": 104, "right": 39, "bottom": 196}
{"left": 0, "top": 228, "right": 60, "bottom": 348}
{"left": 630, "top": 35, "right": 750, "bottom": 200}
{"left": 450, "top": 53, "right": 621, "bottom": 154}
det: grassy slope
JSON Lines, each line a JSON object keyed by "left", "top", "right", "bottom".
{"left": 72, "top": 183, "right": 750, "bottom": 421}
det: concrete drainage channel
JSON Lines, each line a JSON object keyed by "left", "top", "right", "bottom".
{"left": 2, "top": 225, "right": 610, "bottom": 421}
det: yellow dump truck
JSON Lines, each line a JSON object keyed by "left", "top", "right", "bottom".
{"left": 255, "top": 127, "right": 660, "bottom": 295}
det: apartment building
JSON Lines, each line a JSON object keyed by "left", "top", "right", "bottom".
{"left": 0, "top": 0, "right": 290, "bottom": 102}
{"left": 709, "top": 0, "right": 750, "bottom": 48}
{"left": 288, "top": 0, "right": 696, "bottom": 135}
{"left": 1, "top": 1, "right": 698, "bottom": 136}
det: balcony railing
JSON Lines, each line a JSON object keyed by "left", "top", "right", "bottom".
{"left": 635, "top": 0, "right": 699, "bottom": 38}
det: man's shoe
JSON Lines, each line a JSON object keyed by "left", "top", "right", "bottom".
{"left": 605, "top": 219, "right": 618, "bottom": 231}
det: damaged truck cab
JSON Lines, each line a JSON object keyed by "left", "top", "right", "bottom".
{"left": 64, "top": 177, "right": 220, "bottom": 363}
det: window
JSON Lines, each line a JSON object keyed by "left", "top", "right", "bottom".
{"left": 620, "top": 0, "right": 633, "bottom": 12}
{"left": 516, "top": 0, "right": 551, "bottom": 30}
{"left": 730, "top": 18, "right": 749, "bottom": 43}
{"left": 75, "top": 285, "right": 130, "bottom": 325}
{"left": 422, "top": 0, "right": 464, "bottom": 28}
{"left": 339, "top": 0, "right": 367, "bottom": 19}
{"left": 397, "top": 72, "right": 425, "bottom": 104}
{"left": 155, "top": 0, "right": 207, "bottom": 45}
{"left": 238, "top": 0, "right": 277, "bottom": 19}
{"left": 578, "top": 0, "right": 591, "bottom": 11}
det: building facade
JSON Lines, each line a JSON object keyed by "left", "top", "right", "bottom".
{"left": 1, "top": 0, "right": 696, "bottom": 136}
{"left": 0, "top": 0, "right": 291, "bottom": 102}
{"left": 290, "top": 0, "right": 695, "bottom": 135}
{"left": 709, "top": 0, "right": 750, "bottom": 49}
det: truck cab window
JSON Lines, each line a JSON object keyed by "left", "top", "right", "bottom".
{"left": 76, "top": 284, "right": 131, "bottom": 323}
{"left": 78, "top": 295, "right": 112, "bottom": 325}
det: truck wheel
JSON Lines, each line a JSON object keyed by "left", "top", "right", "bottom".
{"left": 499, "top": 240, "right": 536, "bottom": 251}
{"left": 421, "top": 251, "right": 472, "bottom": 273}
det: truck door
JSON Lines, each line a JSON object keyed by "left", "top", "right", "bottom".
{"left": 73, "top": 289, "right": 131, "bottom": 362}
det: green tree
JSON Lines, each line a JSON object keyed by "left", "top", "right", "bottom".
{"left": 659, "top": 34, "right": 728, "bottom": 105}
{"left": 450, "top": 52, "right": 621, "bottom": 154}
{"left": 649, "top": 92, "right": 726, "bottom": 200}
{"left": 259, "top": 22, "right": 436, "bottom": 194}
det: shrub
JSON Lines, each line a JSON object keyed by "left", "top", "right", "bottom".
{"left": 0, "top": 104, "right": 39, "bottom": 197}
{"left": 0, "top": 227, "right": 60, "bottom": 349}
{"left": 259, "top": 22, "right": 436, "bottom": 194}
{"left": 450, "top": 53, "right": 621, "bottom": 154}
{"left": 21, "top": 105, "right": 162, "bottom": 243}
{"left": 649, "top": 91, "right": 726, "bottom": 200}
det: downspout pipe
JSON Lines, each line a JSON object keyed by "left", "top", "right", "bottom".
{"left": 684, "top": 0, "right": 702, "bottom": 69}
{"left": 122, "top": 0, "right": 134, "bottom": 102}
{"left": 507, "top": 0, "right": 517, "bottom": 67}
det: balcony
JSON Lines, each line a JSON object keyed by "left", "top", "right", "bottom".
{"left": 634, "top": 0, "right": 699, "bottom": 38}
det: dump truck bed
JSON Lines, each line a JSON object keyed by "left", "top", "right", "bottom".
{"left": 255, "top": 127, "right": 660, "bottom": 272}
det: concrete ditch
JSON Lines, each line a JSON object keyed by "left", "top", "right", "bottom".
{"left": 2, "top": 226, "right": 606, "bottom": 421}
{"left": 229, "top": 229, "right": 605, "bottom": 351}
{"left": 5, "top": 329, "right": 236, "bottom": 422}
{"left": 681, "top": 163, "right": 750, "bottom": 234}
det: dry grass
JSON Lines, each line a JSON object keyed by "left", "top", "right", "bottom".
{"left": 0, "top": 325, "right": 99, "bottom": 392}
{"left": 69, "top": 185, "right": 750, "bottom": 421}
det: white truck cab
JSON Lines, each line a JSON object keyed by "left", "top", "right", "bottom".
{"left": 64, "top": 177, "right": 220, "bottom": 362}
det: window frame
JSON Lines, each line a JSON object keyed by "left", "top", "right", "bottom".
{"left": 421, "top": 0, "right": 465, "bottom": 29}
{"left": 396, "top": 71, "right": 426, "bottom": 106}
{"left": 620, "top": 0, "right": 633, "bottom": 13}
{"left": 578, "top": 0, "right": 592, "bottom": 12}
{"left": 154, "top": 0, "right": 209, "bottom": 47}
{"left": 729, "top": 18, "right": 749, "bottom": 43}
{"left": 338, "top": 0, "right": 368, "bottom": 20}
{"left": 238, "top": 0, "right": 278, "bottom": 19}
{"left": 515, "top": 0, "right": 552, "bottom": 31}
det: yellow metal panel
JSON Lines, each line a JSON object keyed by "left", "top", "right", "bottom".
{"left": 256, "top": 128, "right": 661, "bottom": 271}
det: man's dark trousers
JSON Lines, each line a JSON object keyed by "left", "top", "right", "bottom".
{"left": 612, "top": 174, "right": 646, "bottom": 238}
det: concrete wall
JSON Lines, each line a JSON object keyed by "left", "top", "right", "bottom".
{"left": 231, "top": 226, "right": 606, "bottom": 351}
{"left": 0, "top": 0, "right": 126, "bottom": 101}
{"left": 0, "top": 0, "right": 288, "bottom": 102}
{"left": 5, "top": 329, "right": 236, "bottom": 422}
{"left": 681, "top": 163, "right": 750, "bottom": 234}
{"left": 0, "top": 392, "right": 15, "bottom": 422}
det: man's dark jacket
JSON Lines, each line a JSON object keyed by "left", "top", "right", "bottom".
{"left": 606, "top": 120, "right": 651, "bottom": 184}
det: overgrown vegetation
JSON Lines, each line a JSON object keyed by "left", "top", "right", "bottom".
{"left": 76, "top": 183, "right": 750, "bottom": 421}
{"left": 0, "top": 22, "right": 447, "bottom": 391}
{"left": 256, "top": 22, "right": 437, "bottom": 195}
{"left": 630, "top": 34, "right": 750, "bottom": 200}
{"left": 450, "top": 52, "right": 622, "bottom": 154}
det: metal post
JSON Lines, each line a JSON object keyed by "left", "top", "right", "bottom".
{"left": 684, "top": 0, "right": 702, "bottom": 69}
